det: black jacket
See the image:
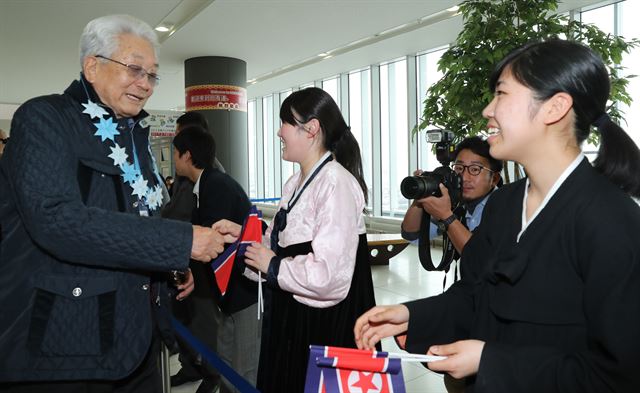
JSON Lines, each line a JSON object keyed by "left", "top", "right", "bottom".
{"left": 161, "top": 176, "right": 195, "bottom": 221}
{"left": 190, "top": 166, "right": 257, "bottom": 314}
{"left": 404, "top": 159, "right": 640, "bottom": 393}
{"left": 0, "top": 77, "right": 192, "bottom": 382}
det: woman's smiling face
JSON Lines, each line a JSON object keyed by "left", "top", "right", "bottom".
{"left": 482, "top": 68, "right": 543, "bottom": 162}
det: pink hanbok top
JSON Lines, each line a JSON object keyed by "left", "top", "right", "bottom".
{"left": 264, "top": 153, "right": 366, "bottom": 308}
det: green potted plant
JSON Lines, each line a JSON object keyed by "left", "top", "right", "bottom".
{"left": 416, "top": 0, "right": 638, "bottom": 180}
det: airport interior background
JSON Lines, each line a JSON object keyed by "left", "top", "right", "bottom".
{"left": 1, "top": 1, "right": 639, "bottom": 392}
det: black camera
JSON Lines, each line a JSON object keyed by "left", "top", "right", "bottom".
{"left": 400, "top": 130, "right": 461, "bottom": 204}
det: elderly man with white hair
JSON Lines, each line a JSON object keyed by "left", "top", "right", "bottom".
{"left": 0, "top": 14, "right": 226, "bottom": 392}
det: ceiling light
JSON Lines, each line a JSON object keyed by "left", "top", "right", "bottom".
{"left": 155, "top": 23, "right": 173, "bottom": 32}
{"left": 318, "top": 52, "right": 329, "bottom": 57}
{"left": 324, "top": 55, "right": 333, "bottom": 60}
{"left": 447, "top": 5, "right": 459, "bottom": 12}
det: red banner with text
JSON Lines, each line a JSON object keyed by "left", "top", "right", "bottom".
{"left": 185, "top": 84, "right": 247, "bottom": 112}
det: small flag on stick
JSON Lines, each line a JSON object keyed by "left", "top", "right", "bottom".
{"left": 210, "top": 206, "right": 262, "bottom": 297}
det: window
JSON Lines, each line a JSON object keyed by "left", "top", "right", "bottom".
{"left": 349, "top": 68, "right": 373, "bottom": 208}
{"left": 262, "top": 95, "right": 276, "bottom": 198}
{"left": 619, "top": 0, "right": 640, "bottom": 147}
{"left": 580, "top": 3, "right": 614, "bottom": 35}
{"left": 380, "top": 59, "right": 409, "bottom": 216}
{"left": 322, "top": 77, "right": 340, "bottom": 105}
{"left": 247, "top": 99, "right": 258, "bottom": 198}
{"left": 279, "top": 90, "right": 296, "bottom": 184}
{"left": 579, "top": 1, "right": 639, "bottom": 155}
{"left": 416, "top": 47, "right": 447, "bottom": 171}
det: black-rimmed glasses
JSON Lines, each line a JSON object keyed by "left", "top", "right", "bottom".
{"left": 95, "top": 55, "right": 160, "bottom": 86}
{"left": 0, "top": 138, "right": 8, "bottom": 145}
{"left": 452, "top": 163, "right": 493, "bottom": 176}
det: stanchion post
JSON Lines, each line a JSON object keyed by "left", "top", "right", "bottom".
{"left": 160, "top": 344, "right": 172, "bottom": 393}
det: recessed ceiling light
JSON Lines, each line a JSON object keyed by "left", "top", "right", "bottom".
{"left": 155, "top": 23, "right": 173, "bottom": 32}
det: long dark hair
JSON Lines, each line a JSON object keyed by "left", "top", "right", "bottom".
{"left": 280, "top": 87, "right": 368, "bottom": 203}
{"left": 489, "top": 39, "right": 640, "bottom": 198}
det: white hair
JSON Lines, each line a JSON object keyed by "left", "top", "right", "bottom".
{"left": 79, "top": 14, "right": 159, "bottom": 67}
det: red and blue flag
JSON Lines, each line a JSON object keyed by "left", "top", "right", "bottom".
{"left": 210, "top": 206, "right": 262, "bottom": 297}
{"left": 304, "top": 345, "right": 406, "bottom": 393}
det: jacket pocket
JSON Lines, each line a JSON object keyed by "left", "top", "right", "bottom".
{"left": 28, "top": 275, "right": 116, "bottom": 357}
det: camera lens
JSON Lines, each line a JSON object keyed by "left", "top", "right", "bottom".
{"left": 400, "top": 173, "right": 441, "bottom": 199}
{"left": 401, "top": 176, "right": 425, "bottom": 199}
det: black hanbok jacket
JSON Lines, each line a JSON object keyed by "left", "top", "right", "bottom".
{"left": 404, "top": 158, "right": 640, "bottom": 393}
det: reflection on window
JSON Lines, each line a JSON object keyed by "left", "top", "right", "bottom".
{"left": 349, "top": 69, "right": 373, "bottom": 209}
{"left": 248, "top": 100, "right": 257, "bottom": 198}
{"left": 417, "top": 48, "right": 447, "bottom": 171}
{"left": 322, "top": 77, "right": 340, "bottom": 105}
{"left": 262, "top": 95, "right": 275, "bottom": 198}
{"left": 380, "top": 59, "right": 409, "bottom": 217}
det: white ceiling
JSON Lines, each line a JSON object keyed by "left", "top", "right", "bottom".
{"left": 0, "top": 0, "right": 603, "bottom": 113}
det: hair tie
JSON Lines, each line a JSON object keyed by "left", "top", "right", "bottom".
{"left": 592, "top": 113, "right": 610, "bottom": 129}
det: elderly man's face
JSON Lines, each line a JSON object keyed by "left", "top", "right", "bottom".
{"left": 84, "top": 33, "right": 157, "bottom": 118}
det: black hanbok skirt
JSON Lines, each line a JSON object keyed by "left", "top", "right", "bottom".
{"left": 256, "top": 233, "right": 377, "bottom": 393}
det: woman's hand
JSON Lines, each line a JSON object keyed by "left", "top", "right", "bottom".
{"left": 354, "top": 304, "right": 410, "bottom": 350}
{"left": 244, "top": 242, "right": 276, "bottom": 274}
{"left": 212, "top": 219, "right": 242, "bottom": 243}
{"left": 427, "top": 339, "right": 485, "bottom": 379}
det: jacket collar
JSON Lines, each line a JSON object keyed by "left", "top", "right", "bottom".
{"left": 64, "top": 73, "right": 149, "bottom": 124}
{"left": 487, "top": 158, "right": 593, "bottom": 285}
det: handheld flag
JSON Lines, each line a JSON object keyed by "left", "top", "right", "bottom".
{"left": 210, "top": 206, "right": 262, "bottom": 297}
{"left": 304, "top": 345, "right": 406, "bottom": 393}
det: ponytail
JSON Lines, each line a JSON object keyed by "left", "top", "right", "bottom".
{"left": 332, "top": 128, "right": 369, "bottom": 204}
{"left": 592, "top": 115, "right": 640, "bottom": 198}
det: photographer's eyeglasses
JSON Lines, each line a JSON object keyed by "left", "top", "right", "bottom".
{"left": 95, "top": 55, "right": 160, "bottom": 87}
{"left": 0, "top": 138, "right": 8, "bottom": 145}
{"left": 452, "top": 163, "right": 493, "bottom": 176}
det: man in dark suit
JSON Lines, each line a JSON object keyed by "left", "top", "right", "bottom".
{"left": 162, "top": 112, "right": 220, "bottom": 388}
{"left": 173, "top": 126, "right": 260, "bottom": 393}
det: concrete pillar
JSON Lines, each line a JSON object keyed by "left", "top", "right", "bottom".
{"left": 184, "top": 56, "right": 248, "bottom": 190}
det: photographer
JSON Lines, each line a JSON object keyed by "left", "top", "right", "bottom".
{"left": 401, "top": 136, "right": 502, "bottom": 254}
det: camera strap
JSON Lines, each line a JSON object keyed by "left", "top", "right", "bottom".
{"left": 417, "top": 208, "right": 464, "bottom": 288}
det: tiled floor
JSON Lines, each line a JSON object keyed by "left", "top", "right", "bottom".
{"left": 170, "top": 244, "right": 454, "bottom": 393}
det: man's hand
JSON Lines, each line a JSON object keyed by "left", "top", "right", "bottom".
{"left": 354, "top": 304, "right": 410, "bottom": 350}
{"left": 416, "top": 184, "right": 453, "bottom": 221}
{"left": 427, "top": 340, "right": 485, "bottom": 379}
{"left": 175, "top": 269, "right": 194, "bottom": 301}
{"left": 191, "top": 225, "right": 225, "bottom": 262}
{"left": 212, "top": 219, "right": 242, "bottom": 243}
